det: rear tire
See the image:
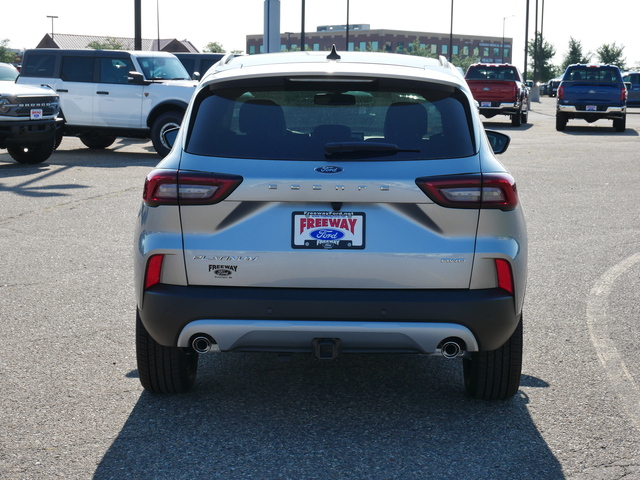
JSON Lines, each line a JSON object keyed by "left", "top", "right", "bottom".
{"left": 613, "top": 115, "right": 626, "bottom": 132}
{"left": 79, "top": 134, "right": 117, "bottom": 149}
{"left": 7, "top": 137, "right": 55, "bottom": 164}
{"left": 463, "top": 316, "right": 523, "bottom": 400}
{"left": 555, "top": 112, "right": 568, "bottom": 131}
{"left": 136, "top": 310, "right": 198, "bottom": 393}
{"left": 511, "top": 111, "right": 522, "bottom": 127}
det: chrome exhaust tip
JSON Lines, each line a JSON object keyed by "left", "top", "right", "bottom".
{"left": 440, "top": 341, "right": 463, "bottom": 359}
{"left": 192, "top": 335, "right": 213, "bottom": 354}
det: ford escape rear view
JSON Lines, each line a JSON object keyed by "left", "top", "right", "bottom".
{"left": 133, "top": 50, "right": 527, "bottom": 400}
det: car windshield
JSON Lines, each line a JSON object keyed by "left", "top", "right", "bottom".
{"left": 0, "top": 64, "right": 18, "bottom": 82}
{"left": 137, "top": 56, "right": 190, "bottom": 80}
{"left": 185, "top": 77, "right": 475, "bottom": 161}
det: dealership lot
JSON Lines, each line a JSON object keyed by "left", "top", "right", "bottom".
{"left": 1, "top": 96, "right": 639, "bottom": 479}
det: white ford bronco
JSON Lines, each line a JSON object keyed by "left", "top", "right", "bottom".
{"left": 0, "top": 62, "right": 60, "bottom": 164}
{"left": 17, "top": 49, "right": 197, "bottom": 157}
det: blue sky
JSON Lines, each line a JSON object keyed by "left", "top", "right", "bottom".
{"left": 3, "top": 0, "right": 638, "bottom": 71}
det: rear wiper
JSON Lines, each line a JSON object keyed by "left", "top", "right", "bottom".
{"left": 325, "top": 141, "right": 419, "bottom": 158}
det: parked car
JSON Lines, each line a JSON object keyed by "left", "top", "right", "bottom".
{"left": 173, "top": 52, "right": 225, "bottom": 80}
{"left": 548, "top": 77, "right": 561, "bottom": 97}
{"left": 465, "top": 63, "right": 530, "bottom": 126}
{"left": 556, "top": 64, "right": 627, "bottom": 131}
{"left": 17, "top": 49, "right": 197, "bottom": 156}
{"left": 0, "top": 62, "right": 60, "bottom": 164}
{"left": 133, "top": 49, "right": 528, "bottom": 400}
{"left": 622, "top": 71, "right": 640, "bottom": 107}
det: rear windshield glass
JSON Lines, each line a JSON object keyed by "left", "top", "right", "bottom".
{"left": 563, "top": 66, "right": 621, "bottom": 82}
{"left": 185, "top": 77, "right": 475, "bottom": 161}
{"left": 466, "top": 66, "right": 518, "bottom": 80}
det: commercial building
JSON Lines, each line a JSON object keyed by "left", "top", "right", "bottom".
{"left": 247, "top": 26, "right": 512, "bottom": 63}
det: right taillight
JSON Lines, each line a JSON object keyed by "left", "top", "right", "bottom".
{"left": 143, "top": 170, "right": 243, "bottom": 207}
{"left": 621, "top": 87, "right": 628, "bottom": 102}
{"left": 415, "top": 173, "right": 519, "bottom": 211}
{"left": 494, "top": 258, "right": 514, "bottom": 295}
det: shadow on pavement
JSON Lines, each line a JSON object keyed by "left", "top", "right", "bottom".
{"left": 95, "top": 353, "right": 563, "bottom": 479}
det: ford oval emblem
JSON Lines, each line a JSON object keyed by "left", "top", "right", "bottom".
{"left": 315, "top": 166, "right": 344, "bottom": 174}
{"left": 310, "top": 229, "right": 345, "bottom": 240}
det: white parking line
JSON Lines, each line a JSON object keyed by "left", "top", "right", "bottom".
{"left": 587, "top": 252, "right": 640, "bottom": 431}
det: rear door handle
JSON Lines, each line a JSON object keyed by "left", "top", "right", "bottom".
{"left": 97, "top": 91, "right": 109, "bottom": 95}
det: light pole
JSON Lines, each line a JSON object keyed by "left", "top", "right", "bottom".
{"left": 301, "top": 0, "right": 305, "bottom": 51}
{"left": 502, "top": 15, "right": 514, "bottom": 62}
{"left": 448, "top": 0, "right": 454, "bottom": 61}
{"left": 46, "top": 15, "right": 58, "bottom": 42}
{"left": 345, "top": 0, "right": 350, "bottom": 51}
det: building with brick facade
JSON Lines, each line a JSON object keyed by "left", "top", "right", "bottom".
{"left": 247, "top": 26, "right": 512, "bottom": 64}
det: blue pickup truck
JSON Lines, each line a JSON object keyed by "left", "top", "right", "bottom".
{"left": 556, "top": 64, "right": 627, "bottom": 132}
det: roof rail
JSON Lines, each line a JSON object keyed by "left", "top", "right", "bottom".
{"left": 220, "top": 53, "right": 235, "bottom": 66}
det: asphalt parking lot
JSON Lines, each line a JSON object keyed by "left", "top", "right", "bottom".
{"left": 1, "top": 96, "right": 639, "bottom": 479}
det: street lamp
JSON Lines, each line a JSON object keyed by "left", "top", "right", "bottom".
{"left": 502, "top": 15, "right": 515, "bottom": 62}
{"left": 345, "top": 0, "right": 350, "bottom": 51}
{"left": 448, "top": 0, "right": 454, "bottom": 61}
{"left": 46, "top": 15, "right": 58, "bottom": 42}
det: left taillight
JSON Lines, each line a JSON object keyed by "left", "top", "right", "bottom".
{"left": 143, "top": 170, "right": 243, "bottom": 207}
{"left": 415, "top": 173, "right": 519, "bottom": 211}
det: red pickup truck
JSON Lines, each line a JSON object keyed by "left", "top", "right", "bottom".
{"left": 465, "top": 63, "right": 530, "bottom": 126}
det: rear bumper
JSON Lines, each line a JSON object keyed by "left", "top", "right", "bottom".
{"left": 139, "top": 285, "right": 520, "bottom": 352}
{"left": 557, "top": 104, "right": 626, "bottom": 118}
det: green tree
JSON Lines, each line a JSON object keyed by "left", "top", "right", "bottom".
{"left": 87, "top": 37, "right": 123, "bottom": 50}
{"left": 203, "top": 42, "right": 225, "bottom": 53}
{"left": 0, "top": 39, "right": 18, "bottom": 63}
{"left": 451, "top": 54, "right": 479, "bottom": 73}
{"left": 596, "top": 42, "right": 626, "bottom": 69}
{"left": 527, "top": 32, "right": 558, "bottom": 82}
{"left": 408, "top": 39, "right": 435, "bottom": 58}
{"left": 561, "top": 37, "right": 592, "bottom": 71}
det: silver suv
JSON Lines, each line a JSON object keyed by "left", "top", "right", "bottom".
{"left": 133, "top": 50, "right": 528, "bottom": 400}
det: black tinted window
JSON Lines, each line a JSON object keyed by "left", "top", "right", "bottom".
{"left": 22, "top": 54, "right": 55, "bottom": 77}
{"left": 186, "top": 78, "right": 475, "bottom": 161}
{"left": 61, "top": 56, "right": 95, "bottom": 82}
{"left": 564, "top": 66, "right": 621, "bottom": 82}
{"left": 99, "top": 57, "right": 135, "bottom": 84}
{"left": 466, "top": 66, "right": 518, "bottom": 80}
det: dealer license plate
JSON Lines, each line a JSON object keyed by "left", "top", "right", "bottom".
{"left": 292, "top": 211, "right": 365, "bottom": 249}
{"left": 30, "top": 109, "right": 43, "bottom": 120}
{"left": 586, "top": 105, "right": 597, "bottom": 111}
{"left": 481, "top": 101, "right": 492, "bottom": 107}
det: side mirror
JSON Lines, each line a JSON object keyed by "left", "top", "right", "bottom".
{"left": 485, "top": 130, "right": 510, "bottom": 155}
{"left": 128, "top": 71, "right": 146, "bottom": 85}
{"left": 162, "top": 127, "right": 180, "bottom": 149}
{"left": 192, "top": 71, "right": 201, "bottom": 81}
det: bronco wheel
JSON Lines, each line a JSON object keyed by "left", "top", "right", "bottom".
{"left": 79, "top": 134, "right": 117, "bottom": 149}
{"left": 151, "top": 111, "right": 183, "bottom": 158}
{"left": 7, "top": 136, "right": 56, "bottom": 164}
{"left": 463, "top": 316, "right": 523, "bottom": 400}
{"left": 136, "top": 310, "right": 198, "bottom": 393}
